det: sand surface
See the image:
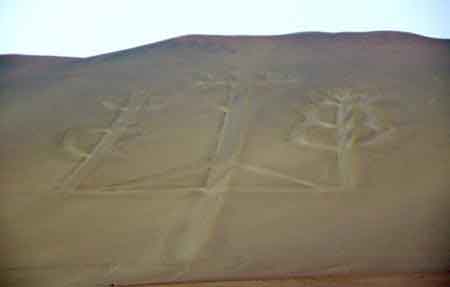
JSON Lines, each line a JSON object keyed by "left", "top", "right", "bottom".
{"left": 0, "top": 32, "right": 449, "bottom": 286}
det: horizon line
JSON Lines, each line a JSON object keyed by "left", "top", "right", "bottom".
{"left": 1, "top": 30, "right": 448, "bottom": 59}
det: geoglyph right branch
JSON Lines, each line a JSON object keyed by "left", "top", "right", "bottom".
{"left": 288, "top": 88, "right": 396, "bottom": 188}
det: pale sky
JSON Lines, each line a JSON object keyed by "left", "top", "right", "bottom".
{"left": 1, "top": 0, "right": 449, "bottom": 57}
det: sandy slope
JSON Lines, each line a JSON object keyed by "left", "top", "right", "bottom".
{"left": 112, "top": 272, "right": 450, "bottom": 287}
{"left": 0, "top": 31, "right": 449, "bottom": 287}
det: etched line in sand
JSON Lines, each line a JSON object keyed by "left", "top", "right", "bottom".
{"left": 61, "top": 128, "right": 92, "bottom": 159}
{"left": 236, "top": 162, "right": 321, "bottom": 190}
{"left": 54, "top": 92, "right": 148, "bottom": 192}
{"left": 87, "top": 159, "right": 213, "bottom": 192}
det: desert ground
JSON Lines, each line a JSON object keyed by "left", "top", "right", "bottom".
{"left": 0, "top": 31, "right": 449, "bottom": 286}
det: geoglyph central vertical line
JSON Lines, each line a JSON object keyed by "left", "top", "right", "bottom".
{"left": 336, "top": 93, "right": 357, "bottom": 188}
{"left": 170, "top": 82, "right": 250, "bottom": 266}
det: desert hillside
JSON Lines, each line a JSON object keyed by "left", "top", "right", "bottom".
{"left": 0, "top": 31, "right": 449, "bottom": 287}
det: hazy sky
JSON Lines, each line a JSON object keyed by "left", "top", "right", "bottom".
{"left": 1, "top": 0, "right": 449, "bottom": 57}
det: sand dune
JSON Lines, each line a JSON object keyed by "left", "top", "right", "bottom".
{"left": 0, "top": 31, "right": 449, "bottom": 286}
